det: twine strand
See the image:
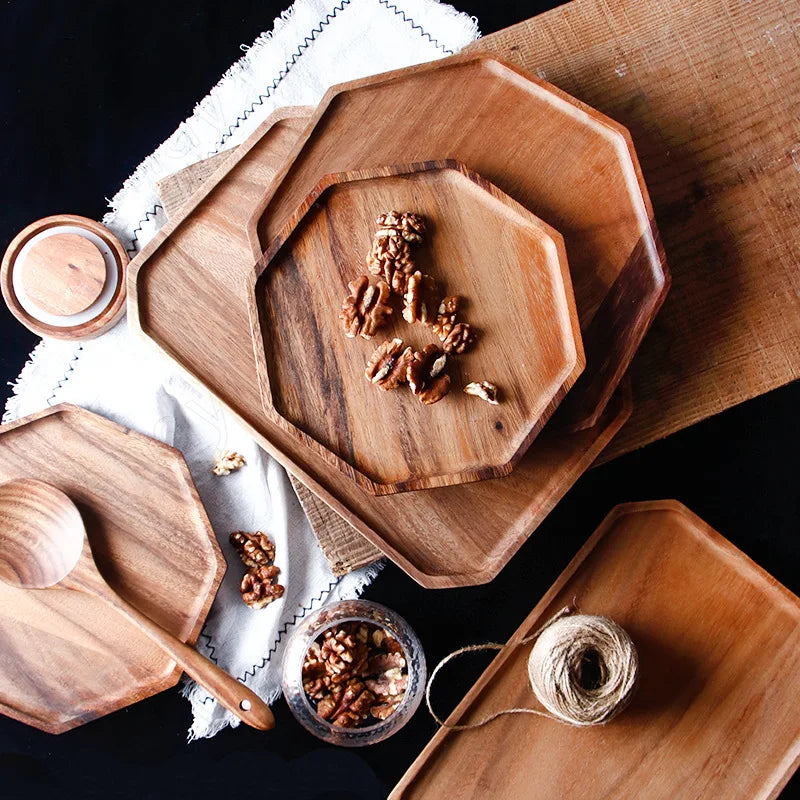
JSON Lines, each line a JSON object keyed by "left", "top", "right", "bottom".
{"left": 426, "top": 607, "right": 638, "bottom": 731}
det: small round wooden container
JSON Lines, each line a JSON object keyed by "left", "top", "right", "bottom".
{"left": 1, "top": 214, "right": 128, "bottom": 339}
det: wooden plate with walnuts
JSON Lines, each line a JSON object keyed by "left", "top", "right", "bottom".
{"left": 249, "top": 160, "right": 584, "bottom": 495}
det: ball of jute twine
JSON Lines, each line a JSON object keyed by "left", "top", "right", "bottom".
{"left": 426, "top": 607, "right": 638, "bottom": 731}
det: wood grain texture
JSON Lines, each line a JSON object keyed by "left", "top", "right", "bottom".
{"left": 1, "top": 215, "right": 127, "bottom": 339}
{"left": 155, "top": 129, "right": 384, "bottom": 577}
{"left": 253, "top": 53, "right": 668, "bottom": 431}
{"left": 20, "top": 233, "right": 107, "bottom": 316}
{"left": 0, "top": 477, "right": 273, "bottom": 731}
{"left": 251, "top": 161, "right": 584, "bottom": 494}
{"left": 0, "top": 405, "right": 225, "bottom": 734}
{"left": 128, "top": 105, "right": 632, "bottom": 588}
{"left": 466, "top": 0, "right": 800, "bottom": 459}
{"left": 392, "top": 501, "right": 800, "bottom": 800}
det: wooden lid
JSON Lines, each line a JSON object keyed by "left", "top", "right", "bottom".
{"left": 1, "top": 214, "right": 128, "bottom": 340}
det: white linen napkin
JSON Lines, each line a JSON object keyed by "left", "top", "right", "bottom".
{"left": 2, "top": 0, "right": 479, "bottom": 739}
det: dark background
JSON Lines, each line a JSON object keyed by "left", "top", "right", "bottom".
{"left": 1, "top": 1, "right": 798, "bottom": 798}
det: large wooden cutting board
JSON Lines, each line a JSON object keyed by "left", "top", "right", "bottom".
{"left": 467, "top": 0, "right": 800, "bottom": 459}
{"left": 392, "top": 501, "right": 800, "bottom": 799}
{"left": 129, "top": 103, "right": 633, "bottom": 588}
{"left": 0, "top": 404, "right": 225, "bottom": 733}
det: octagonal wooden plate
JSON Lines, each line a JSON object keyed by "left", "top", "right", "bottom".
{"left": 129, "top": 106, "right": 633, "bottom": 588}
{"left": 253, "top": 53, "right": 669, "bottom": 432}
{"left": 250, "top": 161, "right": 584, "bottom": 495}
{"left": 392, "top": 502, "right": 800, "bottom": 799}
{"left": 0, "top": 404, "right": 224, "bottom": 734}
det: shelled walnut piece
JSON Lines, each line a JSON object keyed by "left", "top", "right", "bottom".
{"left": 302, "top": 621, "right": 408, "bottom": 727}
{"left": 402, "top": 271, "right": 439, "bottom": 325}
{"left": 464, "top": 380, "right": 500, "bottom": 405}
{"left": 365, "top": 338, "right": 414, "bottom": 390}
{"left": 229, "top": 530, "right": 285, "bottom": 609}
{"left": 407, "top": 344, "right": 450, "bottom": 405}
{"left": 340, "top": 275, "right": 392, "bottom": 339}
{"left": 212, "top": 450, "right": 246, "bottom": 476}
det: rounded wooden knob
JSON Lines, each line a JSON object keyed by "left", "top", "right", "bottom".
{"left": 19, "top": 233, "right": 107, "bottom": 316}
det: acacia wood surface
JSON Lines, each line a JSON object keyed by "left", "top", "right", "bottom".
{"left": 252, "top": 161, "right": 584, "bottom": 494}
{"left": 20, "top": 233, "right": 107, "bottom": 316}
{"left": 0, "top": 477, "right": 273, "bottom": 731}
{"left": 0, "top": 404, "right": 225, "bottom": 734}
{"left": 128, "top": 104, "right": 632, "bottom": 588}
{"left": 392, "top": 501, "right": 800, "bottom": 800}
{"left": 1, "top": 214, "right": 128, "bottom": 339}
{"left": 466, "top": 0, "right": 800, "bottom": 459}
{"left": 253, "top": 53, "right": 668, "bottom": 431}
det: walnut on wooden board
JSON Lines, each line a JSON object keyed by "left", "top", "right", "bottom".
{"left": 442, "top": 321, "right": 476, "bottom": 354}
{"left": 464, "top": 380, "right": 501, "bottom": 405}
{"left": 212, "top": 450, "right": 246, "bottom": 476}
{"left": 301, "top": 621, "right": 409, "bottom": 727}
{"left": 402, "top": 271, "right": 439, "bottom": 325}
{"left": 339, "top": 275, "right": 392, "bottom": 339}
{"left": 230, "top": 530, "right": 276, "bottom": 568}
{"left": 366, "top": 233, "right": 415, "bottom": 294}
{"left": 375, "top": 210, "right": 426, "bottom": 245}
{"left": 365, "top": 338, "right": 414, "bottom": 390}
{"left": 407, "top": 344, "right": 451, "bottom": 405}
{"left": 240, "top": 565, "right": 285, "bottom": 609}
{"left": 431, "top": 295, "right": 461, "bottom": 339}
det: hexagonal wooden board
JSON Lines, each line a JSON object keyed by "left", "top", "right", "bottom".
{"left": 0, "top": 404, "right": 224, "bottom": 733}
{"left": 249, "top": 161, "right": 584, "bottom": 495}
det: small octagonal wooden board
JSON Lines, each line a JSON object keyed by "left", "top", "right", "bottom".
{"left": 392, "top": 501, "right": 800, "bottom": 799}
{"left": 0, "top": 404, "right": 225, "bottom": 734}
{"left": 250, "top": 161, "right": 584, "bottom": 495}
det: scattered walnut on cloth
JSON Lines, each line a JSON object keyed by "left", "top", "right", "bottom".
{"left": 229, "top": 531, "right": 285, "bottom": 609}
{"left": 212, "top": 450, "right": 246, "bottom": 476}
{"left": 365, "top": 338, "right": 414, "bottom": 390}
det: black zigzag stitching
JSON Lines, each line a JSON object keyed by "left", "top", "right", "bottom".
{"left": 378, "top": 0, "right": 455, "bottom": 54}
{"left": 45, "top": 345, "right": 83, "bottom": 406}
{"left": 194, "top": 578, "right": 341, "bottom": 705}
{"left": 210, "top": 0, "right": 353, "bottom": 154}
{"left": 125, "top": 203, "right": 164, "bottom": 257}
{"left": 200, "top": 624, "right": 219, "bottom": 664}
{"left": 240, "top": 577, "right": 340, "bottom": 682}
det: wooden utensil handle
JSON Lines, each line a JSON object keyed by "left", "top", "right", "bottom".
{"left": 104, "top": 590, "right": 274, "bottom": 731}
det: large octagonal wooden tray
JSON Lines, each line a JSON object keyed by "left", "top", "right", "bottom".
{"left": 128, "top": 100, "right": 633, "bottom": 588}
{"left": 251, "top": 160, "right": 584, "bottom": 495}
{"left": 392, "top": 501, "right": 800, "bottom": 799}
{"left": 253, "top": 53, "right": 669, "bottom": 431}
{"left": 0, "top": 404, "right": 225, "bottom": 733}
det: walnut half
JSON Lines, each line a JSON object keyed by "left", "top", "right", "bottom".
{"left": 365, "top": 338, "right": 414, "bottom": 390}
{"left": 464, "top": 380, "right": 501, "bottom": 404}
{"left": 230, "top": 530, "right": 275, "bottom": 568}
{"left": 240, "top": 565, "right": 285, "bottom": 609}
{"left": 212, "top": 451, "right": 246, "bottom": 476}
{"left": 407, "top": 344, "right": 450, "bottom": 405}
{"left": 339, "top": 275, "right": 392, "bottom": 339}
{"left": 402, "top": 271, "right": 439, "bottom": 325}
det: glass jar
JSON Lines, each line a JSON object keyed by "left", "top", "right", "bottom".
{"left": 281, "top": 599, "right": 426, "bottom": 746}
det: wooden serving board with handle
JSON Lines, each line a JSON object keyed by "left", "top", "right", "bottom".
{"left": 392, "top": 501, "right": 800, "bottom": 799}
{"left": 252, "top": 160, "right": 584, "bottom": 495}
{"left": 129, "top": 95, "right": 634, "bottom": 588}
{"left": 468, "top": 0, "right": 800, "bottom": 460}
{"left": 0, "top": 404, "right": 225, "bottom": 733}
